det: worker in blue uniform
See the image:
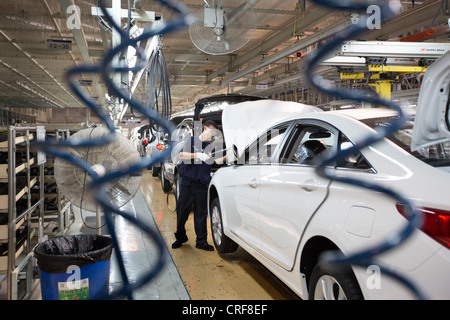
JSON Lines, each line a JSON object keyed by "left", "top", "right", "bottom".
{"left": 172, "top": 120, "right": 225, "bottom": 251}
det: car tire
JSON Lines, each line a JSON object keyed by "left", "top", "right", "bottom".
{"left": 151, "top": 165, "right": 160, "bottom": 177}
{"left": 160, "top": 166, "right": 172, "bottom": 193}
{"left": 174, "top": 173, "right": 180, "bottom": 201}
{"left": 210, "top": 198, "right": 238, "bottom": 254}
{"left": 308, "top": 261, "right": 364, "bottom": 300}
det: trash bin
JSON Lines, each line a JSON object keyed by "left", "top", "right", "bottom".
{"left": 34, "top": 234, "right": 113, "bottom": 300}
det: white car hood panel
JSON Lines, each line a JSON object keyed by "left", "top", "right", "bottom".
{"left": 222, "top": 99, "right": 322, "bottom": 158}
{"left": 411, "top": 51, "right": 450, "bottom": 151}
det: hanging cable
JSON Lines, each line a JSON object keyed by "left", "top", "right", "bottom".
{"left": 306, "top": 0, "right": 426, "bottom": 299}
{"left": 148, "top": 45, "right": 172, "bottom": 121}
{"left": 133, "top": 42, "right": 172, "bottom": 137}
{"left": 33, "top": 0, "right": 193, "bottom": 300}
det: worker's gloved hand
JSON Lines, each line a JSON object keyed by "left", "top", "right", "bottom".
{"left": 195, "top": 153, "right": 210, "bottom": 162}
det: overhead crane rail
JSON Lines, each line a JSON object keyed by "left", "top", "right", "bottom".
{"left": 323, "top": 41, "right": 450, "bottom": 100}
{"left": 336, "top": 41, "right": 450, "bottom": 58}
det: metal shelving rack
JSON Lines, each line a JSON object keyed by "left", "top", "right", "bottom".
{"left": 41, "top": 129, "right": 74, "bottom": 237}
{"left": 0, "top": 126, "right": 45, "bottom": 300}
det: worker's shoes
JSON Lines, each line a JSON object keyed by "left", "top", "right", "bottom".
{"left": 172, "top": 236, "right": 214, "bottom": 251}
{"left": 195, "top": 242, "right": 214, "bottom": 251}
{"left": 171, "top": 236, "right": 188, "bottom": 249}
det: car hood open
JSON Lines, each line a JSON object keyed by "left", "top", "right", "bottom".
{"left": 411, "top": 51, "right": 450, "bottom": 151}
{"left": 221, "top": 99, "right": 323, "bottom": 158}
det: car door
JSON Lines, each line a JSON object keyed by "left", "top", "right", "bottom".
{"left": 219, "top": 164, "right": 262, "bottom": 250}
{"left": 256, "top": 120, "right": 336, "bottom": 271}
{"left": 220, "top": 123, "right": 291, "bottom": 250}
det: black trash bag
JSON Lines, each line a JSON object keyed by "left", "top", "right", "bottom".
{"left": 34, "top": 234, "right": 113, "bottom": 274}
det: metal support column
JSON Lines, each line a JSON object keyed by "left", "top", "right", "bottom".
{"left": 6, "top": 126, "right": 16, "bottom": 300}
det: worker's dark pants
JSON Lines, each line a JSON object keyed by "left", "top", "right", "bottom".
{"left": 175, "top": 178, "right": 208, "bottom": 244}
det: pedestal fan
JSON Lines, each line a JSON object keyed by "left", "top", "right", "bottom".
{"left": 54, "top": 127, "right": 142, "bottom": 233}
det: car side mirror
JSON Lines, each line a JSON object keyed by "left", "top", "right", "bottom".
{"left": 163, "top": 133, "right": 170, "bottom": 143}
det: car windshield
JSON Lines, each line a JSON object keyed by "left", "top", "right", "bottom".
{"left": 361, "top": 116, "right": 450, "bottom": 167}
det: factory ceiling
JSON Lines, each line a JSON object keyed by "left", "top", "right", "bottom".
{"left": 0, "top": 0, "right": 448, "bottom": 118}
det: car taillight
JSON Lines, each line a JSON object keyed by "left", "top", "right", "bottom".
{"left": 396, "top": 203, "right": 450, "bottom": 249}
{"left": 156, "top": 143, "right": 164, "bottom": 151}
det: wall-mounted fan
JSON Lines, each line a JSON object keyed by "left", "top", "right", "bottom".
{"left": 189, "top": 0, "right": 257, "bottom": 55}
{"left": 54, "top": 127, "right": 142, "bottom": 229}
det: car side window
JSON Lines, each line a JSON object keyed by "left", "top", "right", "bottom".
{"left": 281, "top": 125, "right": 334, "bottom": 166}
{"left": 245, "top": 126, "right": 288, "bottom": 164}
{"left": 336, "top": 134, "right": 372, "bottom": 170}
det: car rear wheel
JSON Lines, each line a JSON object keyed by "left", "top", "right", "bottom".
{"left": 308, "top": 262, "right": 363, "bottom": 300}
{"left": 210, "top": 198, "right": 238, "bottom": 254}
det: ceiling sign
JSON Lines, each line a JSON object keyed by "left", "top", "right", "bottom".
{"left": 47, "top": 39, "right": 72, "bottom": 51}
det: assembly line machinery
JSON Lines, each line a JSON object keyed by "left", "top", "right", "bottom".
{"left": 332, "top": 41, "right": 450, "bottom": 101}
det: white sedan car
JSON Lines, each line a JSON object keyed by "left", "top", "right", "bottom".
{"left": 207, "top": 98, "right": 450, "bottom": 300}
